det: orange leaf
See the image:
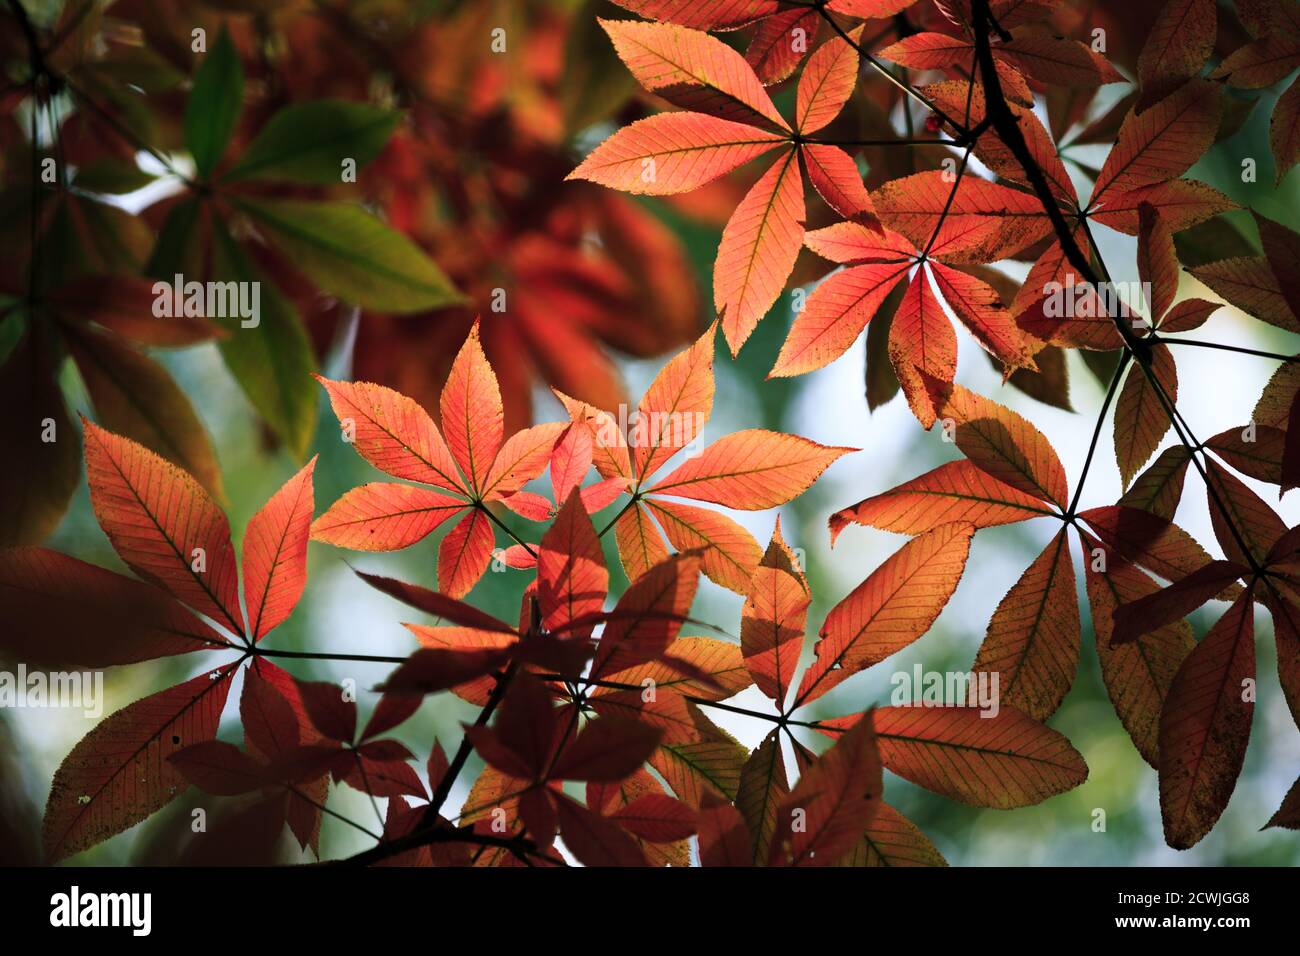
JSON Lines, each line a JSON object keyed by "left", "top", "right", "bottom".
{"left": 928, "top": 261, "right": 1036, "bottom": 370}
{"left": 1088, "top": 179, "right": 1237, "bottom": 235}
{"left": 838, "top": 802, "right": 947, "bottom": 866}
{"left": 803, "top": 220, "right": 914, "bottom": 264}
{"left": 795, "top": 26, "right": 863, "bottom": 134}
{"left": 873, "top": 171, "right": 1051, "bottom": 264}
{"left": 82, "top": 419, "right": 244, "bottom": 636}
{"left": 1159, "top": 591, "right": 1256, "bottom": 848}
{"left": 613, "top": 502, "right": 673, "bottom": 584}
{"left": 734, "top": 729, "right": 788, "bottom": 863}
{"left": 1189, "top": 256, "right": 1299, "bottom": 333}
{"left": 315, "top": 376, "right": 464, "bottom": 494}
{"left": 879, "top": 32, "right": 974, "bottom": 70}
{"left": 830, "top": 460, "right": 1051, "bottom": 540}
{"left": 1114, "top": 344, "right": 1178, "bottom": 488}
{"left": 594, "top": 636, "right": 753, "bottom": 701}
{"left": 1082, "top": 532, "right": 1195, "bottom": 766}
{"left": 550, "top": 424, "right": 594, "bottom": 505}
{"left": 440, "top": 322, "right": 503, "bottom": 495}
{"left": 741, "top": 521, "right": 810, "bottom": 703}
{"left": 927, "top": 381, "right": 1070, "bottom": 507}
{"left": 770, "top": 261, "right": 910, "bottom": 376}
{"left": 310, "top": 484, "right": 466, "bottom": 551}
{"left": 648, "top": 429, "right": 853, "bottom": 509}
{"left": 43, "top": 664, "right": 237, "bottom": 862}
{"left": 243, "top": 458, "right": 316, "bottom": 641}
{"left": 567, "top": 111, "right": 784, "bottom": 195}
{"left": 972, "top": 529, "right": 1080, "bottom": 721}
{"left": 797, "top": 523, "right": 974, "bottom": 705}
{"left": 480, "top": 422, "right": 566, "bottom": 501}
{"left": 643, "top": 497, "right": 763, "bottom": 593}
{"left": 600, "top": 18, "right": 788, "bottom": 131}
{"left": 632, "top": 324, "right": 715, "bottom": 483}
{"left": 888, "top": 272, "right": 957, "bottom": 428}
{"left": 1080, "top": 504, "right": 1221, "bottom": 585}
{"left": 861, "top": 705, "right": 1088, "bottom": 807}
{"left": 437, "top": 508, "right": 495, "bottom": 599}
{"left": 592, "top": 552, "right": 702, "bottom": 677}
{"left": 715, "top": 149, "right": 805, "bottom": 355}
{"left": 801, "top": 144, "right": 880, "bottom": 226}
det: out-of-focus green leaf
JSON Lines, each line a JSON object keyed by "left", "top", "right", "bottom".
{"left": 210, "top": 224, "right": 318, "bottom": 460}
{"left": 562, "top": 1, "right": 637, "bottom": 135}
{"left": 224, "top": 100, "right": 400, "bottom": 184}
{"left": 236, "top": 198, "right": 464, "bottom": 312}
{"left": 73, "top": 158, "right": 157, "bottom": 195}
{"left": 185, "top": 27, "right": 243, "bottom": 178}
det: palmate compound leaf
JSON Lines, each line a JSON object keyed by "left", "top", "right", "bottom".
{"left": 44, "top": 664, "right": 238, "bottom": 863}
{"left": 796, "top": 522, "right": 975, "bottom": 707}
{"left": 573, "top": 22, "right": 879, "bottom": 358}
{"left": 971, "top": 529, "right": 1081, "bottom": 722}
{"left": 819, "top": 706, "right": 1089, "bottom": 808}
{"left": 1158, "top": 590, "right": 1256, "bottom": 849}
{"left": 313, "top": 322, "right": 564, "bottom": 597}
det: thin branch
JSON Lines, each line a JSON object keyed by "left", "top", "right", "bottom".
{"left": 1159, "top": 337, "right": 1299, "bottom": 363}
{"left": 1065, "top": 351, "right": 1131, "bottom": 519}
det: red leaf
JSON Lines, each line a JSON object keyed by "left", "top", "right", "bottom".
{"left": 797, "top": 523, "right": 974, "bottom": 705}
{"left": 169, "top": 740, "right": 267, "bottom": 796}
{"left": 0, "top": 547, "right": 227, "bottom": 666}
{"left": 568, "top": 112, "right": 784, "bottom": 194}
{"left": 243, "top": 458, "right": 315, "bottom": 641}
{"left": 315, "top": 376, "right": 464, "bottom": 493}
{"left": 796, "top": 26, "right": 862, "bottom": 134}
{"left": 538, "top": 490, "right": 609, "bottom": 638}
{"left": 43, "top": 664, "right": 237, "bottom": 862}
{"left": 551, "top": 716, "right": 662, "bottom": 782}
{"left": 310, "top": 483, "right": 466, "bottom": 551}
{"left": 437, "top": 508, "right": 495, "bottom": 599}
{"left": 440, "top": 321, "right": 504, "bottom": 494}
{"left": 82, "top": 418, "right": 245, "bottom": 636}
{"left": 1159, "top": 592, "right": 1256, "bottom": 849}
{"left": 770, "top": 713, "right": 882, "bottom": 866}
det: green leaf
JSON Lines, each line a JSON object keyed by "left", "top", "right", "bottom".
{"left": 210, "top": 222, "right": 319, "bottom": 460}
{"left": 72, "top": 158, "right": 157, "bottom": 195}
{"left": 185, "top": 27, "right": 243, "bottom": 178}
{"left": 236, "top": 198, "right": 464, "bottom": 313}
{"left": 224, "top": 100, "right": 400, "bottom": 184}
